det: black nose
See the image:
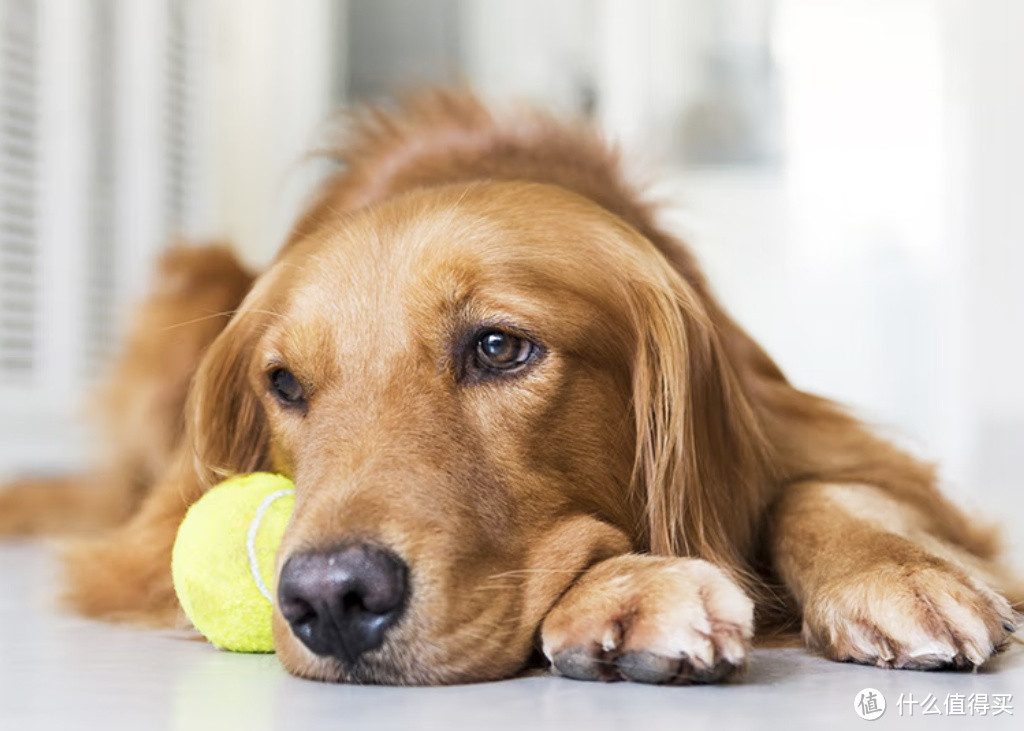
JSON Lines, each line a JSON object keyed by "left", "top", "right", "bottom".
{"left": 277, "top": 544, "right": 408, "bottom": 663}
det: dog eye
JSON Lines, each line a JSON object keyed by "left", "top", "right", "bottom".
{"left": 474, "top": 329, "right": 535, "bottom": 372}
{"left": 268, "top": 367, "right": 305, "bottom": 406}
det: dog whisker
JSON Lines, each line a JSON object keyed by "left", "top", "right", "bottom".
{"left": 159, "top": 309, "right": 241, "bottom": 331}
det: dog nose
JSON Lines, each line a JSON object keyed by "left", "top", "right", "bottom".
{"left": 277, "top": 544, "right": 408, "bottom": 663}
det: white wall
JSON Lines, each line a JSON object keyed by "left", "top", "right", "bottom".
{"left": 206, "top": 0, "right": 338, "bottom": 268}
{"left": 657, "top": 1, "right": 1024, "bottom": 558}
{"left": 942, "top": 0, "right": 1024, "bottom": 549}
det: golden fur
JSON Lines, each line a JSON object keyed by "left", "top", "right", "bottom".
{"left": 1, "top": 91, "right": 1019, "bottom": 684}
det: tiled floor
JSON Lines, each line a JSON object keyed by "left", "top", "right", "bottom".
{"left": 1, "top": 540, "right": 1020, "bottom": 730}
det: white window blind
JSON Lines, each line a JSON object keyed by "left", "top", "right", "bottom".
{"left": 0, "top": 0, "right": 209, "bottom": 474}
{"left": 0, "top": 0, "right": 335, "bottom": 476}
{"left": 0, "top": 0, "right": 39, "bottom": 383}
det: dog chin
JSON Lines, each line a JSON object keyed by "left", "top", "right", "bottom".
{"left": 280, "top": 641, "right": 527, "bottom": 686}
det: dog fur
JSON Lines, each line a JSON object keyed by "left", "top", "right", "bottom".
{"left": 1, "top": 91, "right": 1020, "bottom": 685}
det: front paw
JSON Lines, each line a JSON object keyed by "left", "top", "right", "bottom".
{"left": 540, "top": 555, "right": 754, "bottom": 684}
{"left": 804, "top": 560, "right": 1019, "bottom": 670}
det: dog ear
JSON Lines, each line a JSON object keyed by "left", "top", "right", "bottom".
{"left": 629, "top": 258, "right": 773, "bottom": 574}
{"left": 186, "top": 285, "right": 274, "bottom": 487}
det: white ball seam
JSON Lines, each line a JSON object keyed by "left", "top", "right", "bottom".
{"left": 245, "top": 489, "right": 295, "bottom": 603}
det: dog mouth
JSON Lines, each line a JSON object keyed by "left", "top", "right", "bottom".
{"left": 275, "top": 565, "right": 550, "bottom": 685}
{"left": 274, "top": 516, "right": 632, "bottom": 684}
{"left": 275, "top": 546, "right": 534, "bottom": 685}
{"left": 284, "top": 615, "right": 534, "bottom": 686}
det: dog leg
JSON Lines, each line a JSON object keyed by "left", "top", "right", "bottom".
{"left": 771, "top": 480, "right": 1020, "bottom": 669}
{"left": 0, "top": 475, "right": 140, "bottom": 536}
{"left": 59, "top": 452, "right": 202, "bottom": 626}
{"left": 540, "top": 554, "right": 754, "bottom": 684}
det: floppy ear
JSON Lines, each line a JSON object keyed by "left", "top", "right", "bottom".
{"left": 629, "top": 258, "right": 773, "bottom": 576}
{"left": 187, "top": 299, "right": 273, "bottom": 487}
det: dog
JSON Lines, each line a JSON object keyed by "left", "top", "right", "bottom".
{"left": 1, "top": 90, "right": 1020, "bottom": 685}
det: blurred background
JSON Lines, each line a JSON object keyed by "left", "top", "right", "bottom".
{"left": 0, "top": 0, "right": 1021, "bottom": 550}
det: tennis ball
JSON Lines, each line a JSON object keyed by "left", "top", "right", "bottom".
{"left": 172, "top": 472, "right": 295, "bottom": 652}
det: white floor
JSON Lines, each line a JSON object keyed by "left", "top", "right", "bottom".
{"left": 1, "top": 541, "right": 1021, "bottom": 731}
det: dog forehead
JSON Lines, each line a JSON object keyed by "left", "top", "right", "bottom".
{"left": 303, "top": 182, "right": 640, "bottom": 291}
{"left": 270, "top": 181, "right": 646, "bottom": 356}
{"left": 276, "top": 206, "right": 489, "bottom": 330}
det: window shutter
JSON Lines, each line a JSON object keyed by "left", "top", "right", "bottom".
{"left": 0, "top": 0, "right": 39, "bottom": 383}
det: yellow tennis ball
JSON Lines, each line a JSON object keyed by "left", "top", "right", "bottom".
{"left": 172, "top": 472, "right": 295, "bottom": 652}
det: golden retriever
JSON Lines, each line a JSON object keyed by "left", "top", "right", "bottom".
{"left": 1, "top": 90, "right": 1020, "bottom": 685}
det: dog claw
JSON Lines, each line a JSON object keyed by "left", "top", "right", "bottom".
{"left": 551, "top": 648, "right": 604, "bottom": 682}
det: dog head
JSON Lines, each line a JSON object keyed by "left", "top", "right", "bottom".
{"left": 187, "top": 177, "right": 767, "bottom": 684}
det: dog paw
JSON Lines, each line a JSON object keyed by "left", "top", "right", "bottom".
{"left": 803, "top": 561, "right": 1019, "bottom": 670}
{"left": 540, "top": 555, "right": 754, "bottom": 684}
